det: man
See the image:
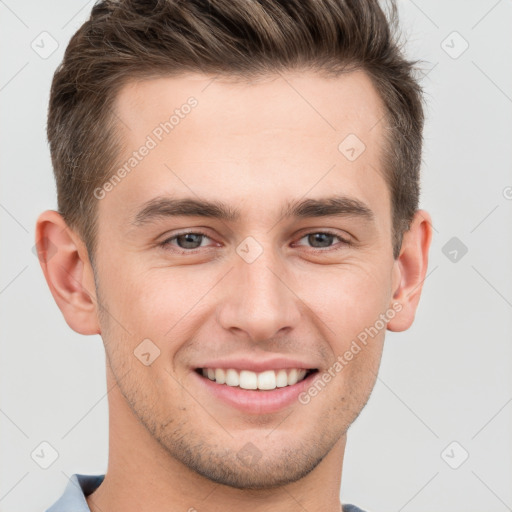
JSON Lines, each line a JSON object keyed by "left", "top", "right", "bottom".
{"left": 36, "top": 0, "right": 432, "bottom": 510}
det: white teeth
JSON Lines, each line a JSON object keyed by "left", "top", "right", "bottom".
{"left": 215, "top": 368, "right": 226, "bottom": 384}
{"left": 276, "top": 369, "right": 288, "bottom": 388}
{"left": 200, "top": 367, "right": 311, "bottom": 390}
{"left": 257, "top": 370, "right": 276, "bottom": 390}
{"left": 225, "top": 369, "right": 239, "bottom": 386}
{"left": 288, "top": 369, "right": 298, "bottom": 386}
{"left": 240, "top": 370, "right": 258, "bottom": 389}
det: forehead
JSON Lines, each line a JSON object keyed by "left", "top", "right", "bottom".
{"left": 102, "top": 70, "right": 390, "bottom": 228}
{"left": 115, "top": 70, "right": 386, "bottom": 147}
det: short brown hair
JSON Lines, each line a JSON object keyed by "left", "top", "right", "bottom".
{"left": 48, "top": 0, "right": 424, "bottom": 261}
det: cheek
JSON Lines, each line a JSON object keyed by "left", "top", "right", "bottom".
{"left": 99, "top": 250, "right": 394, "bottom": 355}
{"left": 101, "top": 262, "right": 220, "bottom": 342}
{"left": 299, "top": 262, "right": 393, "bottom": 345}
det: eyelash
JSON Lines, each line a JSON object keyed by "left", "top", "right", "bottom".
{"left": 159, "top": 230, "right": 351, "bottom": 254}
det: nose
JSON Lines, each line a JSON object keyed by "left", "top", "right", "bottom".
{"left": 216, "top": 244, "right": 301, "bottom": 342}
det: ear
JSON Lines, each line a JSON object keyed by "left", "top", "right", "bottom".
{"left": 35, "top": 210, "right": 101, "bottom": 335}
{"left": 387, "top": 210, "right": 433, "bottom": 332}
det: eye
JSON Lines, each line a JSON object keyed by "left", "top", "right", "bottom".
{"left": 160, "top": 231, "right": 215, "bottom": 252}
{"left": 159, "top": 229, "right": 351, "bottom": 254}
{"left": 294, "top": 231, "right": 350, "bottom": 250}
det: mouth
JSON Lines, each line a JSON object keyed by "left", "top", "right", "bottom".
{"left": 194, "top": 367, "right": 319, "bottom": 391}
{"left": 191, "top": 358, "right": 322, "bottom": 414}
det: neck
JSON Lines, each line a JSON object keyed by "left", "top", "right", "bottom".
{"left": 87, "top": 368, "right": 347, "bottom": 512}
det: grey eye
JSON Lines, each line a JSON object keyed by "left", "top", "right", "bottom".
{"left": 297, "top": 232, "right": 341, "bottom": 249}
{"left": 175, "top": 233, "right": 206, "bottom": 249}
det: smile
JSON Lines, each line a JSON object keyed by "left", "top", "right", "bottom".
{"left": 193, "top": 365, "right": 320, "bottom": 414}
{"left": 196, "top": 367, "right": 318, "bottom": 391}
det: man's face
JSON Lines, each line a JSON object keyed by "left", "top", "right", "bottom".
{"left": 93, "top": 70, "right": 399, "bottom": 488}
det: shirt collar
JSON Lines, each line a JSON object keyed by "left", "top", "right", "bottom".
{"left": 46, "top": 474, "right": 105, "bottom": 512}
{"left": 45, "top": 473, "right": 367, "bottom": 512}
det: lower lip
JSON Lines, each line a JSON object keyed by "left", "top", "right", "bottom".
{"left": 192, "top": 370, "right": 319, "bottom": 414}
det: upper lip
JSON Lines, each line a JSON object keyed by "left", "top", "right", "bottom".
{"left": 194, "top": 357, "right": 319, "bottom": 373}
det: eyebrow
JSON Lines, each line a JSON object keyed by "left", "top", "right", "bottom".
{"left": 132, "top": 194, "right": 374, "bottom": 226}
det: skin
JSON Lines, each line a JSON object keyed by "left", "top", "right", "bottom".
{"left": 36, "top": 70, "right": 432, "bottom": 512}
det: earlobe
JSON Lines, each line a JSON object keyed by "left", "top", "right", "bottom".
{"left": 387, "top": 209, "right": 433, "bottom": 332}
{"left": 35, "top": 210, "right": 101, "bottom": 335}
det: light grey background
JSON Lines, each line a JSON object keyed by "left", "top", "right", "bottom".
{"left": 1, "top": 1, "right": 511, "bottom": 511}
